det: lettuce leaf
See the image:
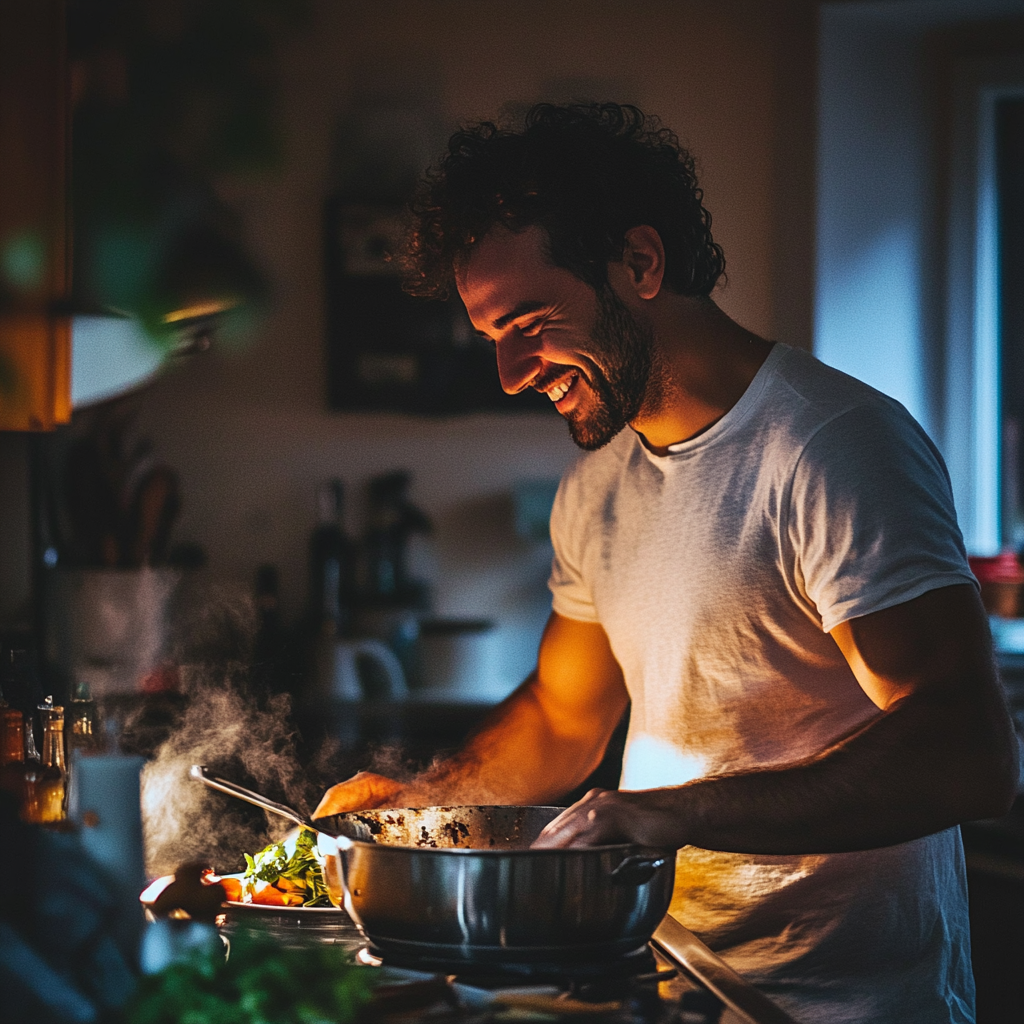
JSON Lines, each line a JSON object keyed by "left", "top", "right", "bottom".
{"left": 241, "top": 828, "right": 330, "bottom": 907}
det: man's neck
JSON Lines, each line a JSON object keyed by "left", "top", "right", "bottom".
{"left": 631, "top": 297, "right": 774, "bottom": 456}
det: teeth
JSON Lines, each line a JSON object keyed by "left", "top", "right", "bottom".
{"left": 547, "top": 378, "right": 572, "bottom": 402}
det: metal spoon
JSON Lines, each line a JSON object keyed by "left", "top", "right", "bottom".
{"left": 189, "top": 764, "right": 317, "bottom": 831}
{"left": 188, "top": 764, "right": 372, "bottom": 843}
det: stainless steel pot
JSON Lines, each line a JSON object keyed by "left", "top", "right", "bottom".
{"left": 313, "top": 805, "right": 676, "bottom": 963}
{"left": 190, "top": 769, "right": 675, "bottom": 964}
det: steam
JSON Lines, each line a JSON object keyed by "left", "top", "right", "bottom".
{"left": 365, "top": 743, "right": 420, "bottom": 783}
{"left": 135, "top": 581, "right": 423, "bottom": 879}
{"left": 140, "top": 680, "right": 312, "bottom": 877}
{"left": 138, "top": 584, "right": 315, "bottom": 878}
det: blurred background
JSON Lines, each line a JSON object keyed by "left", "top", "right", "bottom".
{"left": 1, "top": 1, "right": 1023, "bottom": 1015}
{"left": 3, "top": 0, "right": 1022, "bottom": 681}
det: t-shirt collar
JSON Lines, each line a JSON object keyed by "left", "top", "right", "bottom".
{"left": 637, "top": 341, "right": 788, "bottom": 462}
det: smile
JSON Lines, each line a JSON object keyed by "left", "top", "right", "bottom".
{"left": 544, "top": 374, "right": 578, "bottom": 403}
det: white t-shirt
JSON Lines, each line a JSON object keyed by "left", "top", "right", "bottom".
{"left": 548, "top": 343, "right": 977, "bottom": 1024}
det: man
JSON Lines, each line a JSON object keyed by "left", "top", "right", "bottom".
{"left": 316, "top": 104, "right": 1018, "bottom": 1023}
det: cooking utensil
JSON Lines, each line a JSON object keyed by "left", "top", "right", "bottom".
{"left": 652, "top": 916, "right": 799, "bottom": 1024}
{"left": 314, "top": 805, "right": 675, "bottom": 964}
{"left": 188, "top": 765, "right": 359, "bottom": 835}
{"left": 126, "top": 464, "right": 180, "bottom": 566}
{"left": 190, "top": 766, "right": 675, "bottom": 963}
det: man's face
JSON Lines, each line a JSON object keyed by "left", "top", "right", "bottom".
{"left": 456, "top": 224, "right": 659, "bottom": 451}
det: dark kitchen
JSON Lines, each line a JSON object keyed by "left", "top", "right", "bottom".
{"left": 1, "top": 2, "right": 1023, "bottom": 1023}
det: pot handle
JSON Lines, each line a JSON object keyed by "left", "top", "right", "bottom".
{"left": 610, "top": 854, "right": 667, "bottom": 886}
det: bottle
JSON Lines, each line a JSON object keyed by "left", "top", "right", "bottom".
{"left": 361, "top": 470, "right": 431, "bottom": 606}
{"left": 67, "top": 678, "right": 102, "bottom": 756}
{"left": 0, "top": 662, "right": 9, "bottom": 766}
{"left": 23, "top": 696, "right": 66, "bottom": 823}
{"left": 0, "top": 647, "right": 17, "bottom": 714}
{"left": 0, "top": 645, "right": 44, "bottom": 766}
{"left": 0, "top": 644, "right": 43, "bottom": 711}
{"left": 66, "top": 679, "right": 101, "bottom": 819}
{"left": 309, "top": 480, "right": 355, "bottom": 637}
{"left": 0, "top": 707, "right": 27, "bottom": 803}
{"left": 0, "top": 705, "right": 46, "bottom": 823}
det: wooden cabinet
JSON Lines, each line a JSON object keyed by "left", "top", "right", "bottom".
{"left": 0, "top": 0, "right": 71, "bottom": 431}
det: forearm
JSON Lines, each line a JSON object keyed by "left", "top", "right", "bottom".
{"left": 537, "top": 588, "right": 1020, "bottom": 854}
{"left": 396, "top": 674, "right": 617, "bottom": 807}
{"left": 602, "top": 686, "right": 1018, "bottom": 854}
{"left": 314, "top": 613, "right": 630, "bottom": 819}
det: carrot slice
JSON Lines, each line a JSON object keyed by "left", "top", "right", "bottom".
{"left": 249, "top": 880, "right": 305, "bottom": 906}
{"left": 219, "top": 877, "right": 244, "bottom": 902}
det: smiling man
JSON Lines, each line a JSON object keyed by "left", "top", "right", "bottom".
{"left": 315, "top": 104, "right": 1018, "bottom": 1023}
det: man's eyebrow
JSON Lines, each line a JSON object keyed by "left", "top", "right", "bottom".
{"left": 492, "top": 300, "right": 546, "bottom": 331}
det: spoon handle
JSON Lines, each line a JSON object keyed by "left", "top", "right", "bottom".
{"left": 190, "top": 764, "right": 314, "bottom": 832}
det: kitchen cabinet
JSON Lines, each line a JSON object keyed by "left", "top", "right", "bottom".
{"left": 0, "top": 0, "right": 71, "bottom": 431}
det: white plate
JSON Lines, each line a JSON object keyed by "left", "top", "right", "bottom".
{"left": 223, "top": 900, "right": 341, "bottom": 914}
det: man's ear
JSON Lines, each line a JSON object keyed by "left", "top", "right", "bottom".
{"left": 619, "top": 225, "right": 665, "bottom": 300}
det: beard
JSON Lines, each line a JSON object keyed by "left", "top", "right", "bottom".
{"left": 564, "top": 285, "right": 661, "bottom": 451}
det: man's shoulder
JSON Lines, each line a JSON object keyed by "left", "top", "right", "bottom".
{"left": 764, "top": 345, "right": 925, "bottom": 450}
{"left": 770, "top": 350, "right": 955, "bottom": 518}
{"left": 769, "top": 345, "right": 899, "bottom": 420}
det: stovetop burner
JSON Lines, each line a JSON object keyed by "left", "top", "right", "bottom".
{"left": 365, "top": 940, "right": 662, "bottom": 984}
{"left": 216, "top": 906, "right": 728, "bottom": 1022}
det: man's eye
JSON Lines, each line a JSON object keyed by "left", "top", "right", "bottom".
{"left": 520, "top": 321, "right": 544, "bottom": 337}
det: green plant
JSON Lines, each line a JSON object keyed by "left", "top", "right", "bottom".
{"left": 69, "top": 0, "right": 310, "bottom": 338}
{"left": 126, "top": 931, "right": 375, "bottom": 1024}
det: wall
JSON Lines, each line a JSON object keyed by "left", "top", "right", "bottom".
{"left": 815, "top": 0, "right": 1024, "bottom": 552}
{"left": 0, "top": 433, "right": 31, "bottom": 627}
{"left": 817, "top": 7, "right": 936, "bottom": 434}
{"left": 122, "top": 0, "right": 816, "bottom": 693}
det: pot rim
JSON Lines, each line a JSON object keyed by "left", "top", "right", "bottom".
{"left": 325, "top": 839, "right": 674, "bottom": 856}
{"left": 313, "top": 804, "right": 676, "bottom": 857}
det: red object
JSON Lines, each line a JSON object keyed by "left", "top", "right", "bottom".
{"left": 139, "top": 663, "right": 180, "bottom": 694}
{"left": 968, "top": 553, "right": 1024, "bottom": 585}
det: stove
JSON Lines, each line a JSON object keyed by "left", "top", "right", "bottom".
{"left": 216, "top": 904, "right": 734, "bottom": 1023}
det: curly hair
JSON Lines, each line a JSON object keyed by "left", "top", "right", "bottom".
{"left": 400, "top": 102, "right": 725, "bottom": 300}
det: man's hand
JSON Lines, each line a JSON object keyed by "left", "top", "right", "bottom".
{"left": 532, "top": 789, "right": 642, "bottom": 848}
{"left": 313, "top": 771, "right": 406, "bottom": 818}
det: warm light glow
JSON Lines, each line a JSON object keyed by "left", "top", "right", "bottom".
{"left": 163, "top": 298, "right": 239, "bottom": 323}
{"left": 619, "top": 735, "right": 707, "bottom": 791}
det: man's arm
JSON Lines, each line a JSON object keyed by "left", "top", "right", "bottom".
{"left": 534, "top": 583, "right": 1019, "bottom": 852}
{"left": 313, "top": 612, "right": 629, "bottom": 817}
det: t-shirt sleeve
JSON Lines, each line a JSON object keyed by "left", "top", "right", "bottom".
{"left": 547, "top": 469, "right": 601, "bottom": 623}
{"left": 786, "top": 399, "right": 976, "bottom": 633}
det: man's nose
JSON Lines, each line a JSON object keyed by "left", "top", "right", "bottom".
{"left": 495, "top": 330, "right": 541, "bottom": 396}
